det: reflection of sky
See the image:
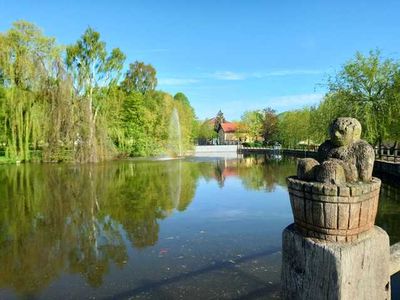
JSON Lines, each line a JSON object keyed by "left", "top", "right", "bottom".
{"left": 118, "top": 172, "right": 293, "bottom": 298}
{"left": 181, "top": 177, "right": 292, "bottom": 221}
{"left": 160, "top": 176, "right": 293, "bottom": 246}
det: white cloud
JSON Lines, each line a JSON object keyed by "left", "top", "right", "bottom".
{"left": 158, "top": 69, "right": 326, "bottom": 87}
{"left": 210, "top": 69, "right": 325, "bottom": 81}
{"left": 196, "top": 93, "right": 325, "bottom": 120}
{"left": 267, "top": 93, "right": 324, "bottom": 110}
{"left": 158, "top": 78, "right": 199, "bottom": 86}
{"left": 255, "top": 69, "right": 325, "bottom": 77}
{"left": 131, "top": 48, "right": 169, "bottom": 54}
{"left": 211, "top": 71, "right": 247, "bottom": 80}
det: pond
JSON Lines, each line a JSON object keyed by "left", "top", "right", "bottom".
{"left": 0, "top": 155, "right": 399, "bottom": 299}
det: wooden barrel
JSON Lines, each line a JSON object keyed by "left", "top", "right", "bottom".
{"left": 287, "top": 176, "right": 381, "bottom": 242}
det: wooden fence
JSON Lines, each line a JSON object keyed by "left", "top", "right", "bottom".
{"left": 239, "top": 145, "right": 400, "bottom": 163}
{"left": 375, "top": 146, "right": 400, "bottom": 162}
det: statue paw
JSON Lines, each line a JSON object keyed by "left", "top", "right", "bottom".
{"left": 297, "top": 158, "right": 319, "bottom": 181}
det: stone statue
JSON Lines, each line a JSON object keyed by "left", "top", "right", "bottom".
{"left": 284, "top": 118, "right": 387, "bottom": 299}
{"left": 297, "top": 117, "right": 374, "bottom": 184}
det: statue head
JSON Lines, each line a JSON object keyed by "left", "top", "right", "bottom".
{"left": 329, "top": 117, "right": 361, "bottom": 147}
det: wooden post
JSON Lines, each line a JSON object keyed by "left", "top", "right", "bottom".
{"left": 282, "top": 118, "right": 393, "bottom": 299}
{"left": 281, "top": 224, "right": 391, "bottom": 299}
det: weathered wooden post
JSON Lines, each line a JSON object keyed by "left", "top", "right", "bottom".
{"left": 281, "top": 118, "right": 391, "bottom": 299}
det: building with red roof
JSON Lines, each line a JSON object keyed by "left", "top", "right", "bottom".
{"left": 216, "top": 121, "right": 239, "bottom": 144}
{"left": 197, "top": 111, "right": 245, "bottom": 145}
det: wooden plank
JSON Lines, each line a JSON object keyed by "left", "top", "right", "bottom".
{"left": 337, "top": 203, "right": 349, "bottom": 230}
{"left": 324, "top": 202, "right": 338, "bottom": 229}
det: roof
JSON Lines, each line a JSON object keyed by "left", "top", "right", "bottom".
{"left": 206, "top": 117, "right": 217, "bottom": 125}
{"left": 220, "top": 122, "right": 238, "bottom": 133}
{"left": 222, "top": 167, "right": 238, "bottom": 177}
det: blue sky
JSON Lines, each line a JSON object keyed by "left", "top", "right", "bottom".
{"left": 1, "top": 1, "right": 400, "bottom": 120}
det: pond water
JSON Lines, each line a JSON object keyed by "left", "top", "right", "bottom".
{"left": 0, "top": 156, "right": 399, "bottom": 299}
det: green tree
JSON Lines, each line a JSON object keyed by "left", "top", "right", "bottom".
{"left": 121, "top": 92, "right": 149, "bottom": 156}
{"left": 241, "top": 110, "right": 263, "bottom": 141}
{"left": 0, "top": 21, "right": 198, "bottom": 162}
{"left": 277, "top": 109, "right": 312, "bottom": 148}
{"left": 174, "top": 92, "right": 196, "bottom": 150}
{"left": 66, "top": 27, "right": 125, "bottom": 162}
{"left": 326, "top": 50, "right": 399, "bottom": 145}
{"left": 214, "top": 110, "right": 225, "bottom": 132}
{"left": 121, "top": 61, "right": 157, "bottom": 94}
{"left": 0, "top": 21, "right": 58, "bottom": 161}
{"left": 196, "top": 120, "right": 217, "bottom": 144}
{"left": 174, "top": 92, "right": 190, "bottom": 107}
{"left": 261, "top": 107, "right": 278, "bottom": 144}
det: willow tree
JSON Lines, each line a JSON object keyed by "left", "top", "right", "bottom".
{"left": 326, "top": 50, "right": 399, "bottom": 145}
{"left": 0, "top": 21, "right": 59, "bottom": 161}
{"left": 66, "top": 27, "right": 125, "bottom": 162}
{"left": 41, "top": 61, "right": 77, "bottom": 162}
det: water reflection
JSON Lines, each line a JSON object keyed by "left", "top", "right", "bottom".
{"left": 0, "top": 161, "right": 199, "bottom": 295}
{"left": 202, "top": 155, "right": 294, "bottom": 191}
{"left": 0, "top": 156, "right": 398, "bottom": 298}
{"left": 375, "top": 177, "right": 400, "bottom": 244}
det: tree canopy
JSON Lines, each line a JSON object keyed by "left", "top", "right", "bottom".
{"left": 0, "top": 21, "right": 197, "bottom": 163}
{"left": 121, "top": 61, "right": 157, "bottom": 94}
{"left": 276, "top": 51, "right": 400, "bottom": 148}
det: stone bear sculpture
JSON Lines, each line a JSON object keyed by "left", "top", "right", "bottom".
{"left": 297, "top": 118, "right": 374, "bottom": 184}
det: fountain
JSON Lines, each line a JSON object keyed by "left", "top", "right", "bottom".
{"left": 152, "top": 107, "right": 183, "bottom": 161}
{"left": 168, "top": 159, "right": 182, "bottom": 209}
{"left": 167, "top": 107, "right": 183, "bottom": 158}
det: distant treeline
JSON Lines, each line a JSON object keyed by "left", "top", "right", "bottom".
{"left": 278, "top": 50, "right": 400, "bottom": 148}
{"left": 0, "top": 21, "right": 196, "bottom": 163}
{"left": 199, "top": 50, "right": 400, "bottom": 148}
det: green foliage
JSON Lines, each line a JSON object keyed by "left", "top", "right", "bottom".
{"left": 196, "top": 120, "right": 217, "bottom": 143}
{"left": 0, "top": 21, "right": 197, "bottom": 162}
{"left": 276, "top": 50, "right": 400, "bottom": 148}
{"left": 324, "top": 50, "right": 399, "bottom": 145}
{"left": 0, "top": 21, "right": 58, "bottom": 161}
{"left": 121, "top": 61, "right": 157, "bottom": 94}
{"left": 120, "top": 92, "right": 149, "bottom": 156}
{"left": 66, "top": 27, "right": 126, "bottom": 162}
{"left": 240, "top": 108, "right": 279, "bottom": 143}
{"left": 241, "top": 110, "right": 263, "bottom": 140}
{"left": 277, "top": 109, "right": 312, "bottom": 148}
{"left": 242, "top": 141, "right": 263, "bottom": 147}
{"left": 260, "top": 107, "right": 278, "bottom": 143}
{"left": 174, "top": 92, "right": 190, "bottom": 107}
{"left": 106, "top": 89, "right": 197, "bottom": 157}
{"left": 174, "top": 92, "right": 196, "bottom": 151}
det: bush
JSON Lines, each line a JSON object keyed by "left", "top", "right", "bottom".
{"left": 253, "top": 141, "right": 263, "bottom": 147}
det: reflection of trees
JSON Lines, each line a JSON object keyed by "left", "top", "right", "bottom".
{"left": 205, "top": 155, "right": 296, "bottom": 192}
{"left": 103, "top": 161, "right": 198, "bottom": 248}
{"left": 0, "top": 160, "right": 199, "bottom": 296}
{"left": 4, "top": 155, "right": 384, "bottom": 297}
{"left": 0, "top": 166, "right": 64, "bottom": 294}
{"left": 376, "top": 182, "right": 400, "bottom": 244}
{"left": 238, "top": 156, "right": 296, "bottom": 192}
